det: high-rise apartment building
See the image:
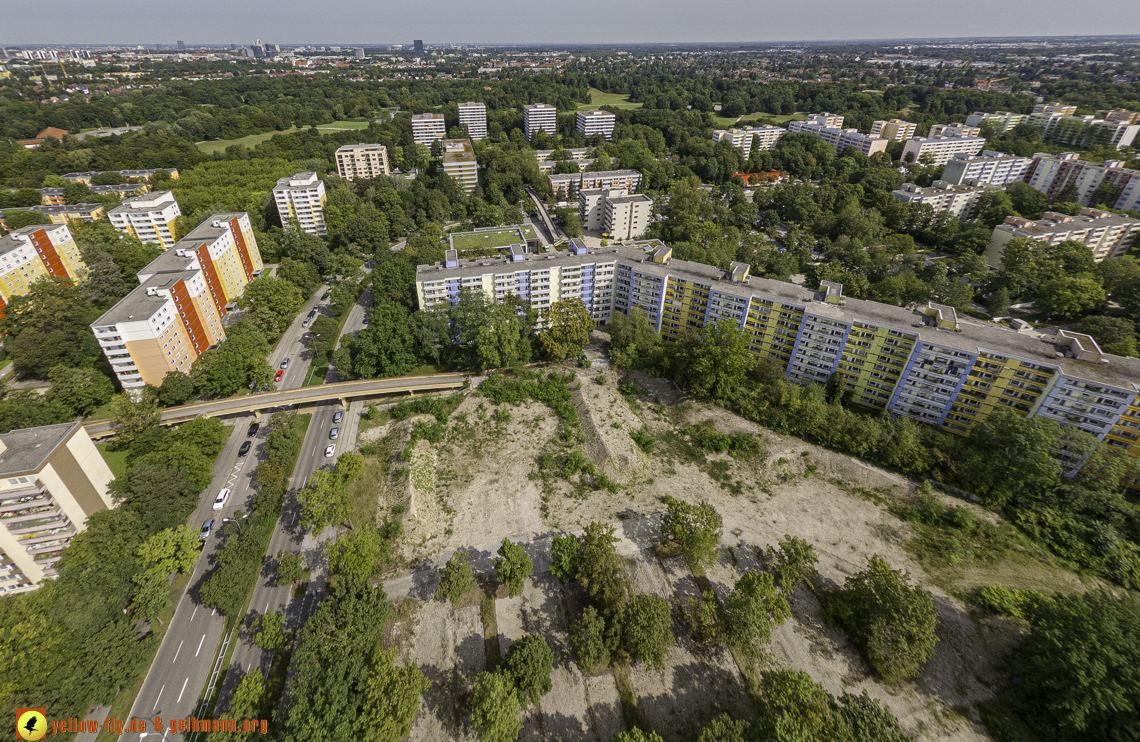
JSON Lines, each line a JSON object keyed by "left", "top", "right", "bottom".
{"left": 578, "top": 187, "right": 652, "bottom": 238}
{"left": 892, "top": 180, "right": 1001, "bottom": 219}
{"left": 0, "top": 421, "right": 115, "bottom": 593}
{"left": 711, "top": 126, "right": 786, "bottom": 158}
{"left": 901, "top": 136, "right": 987, "bottom": 167}
{"left": 804, "top": 112, "right": 844, "bottom": 128}
{"left": 0, "top": 224, "right": 86, "bottom": 316}
{"left": 93, "top": 213, "right": 261, "bottom": 391}
{"left": 335, "top": 143, "right": 390, "bottom": 180}
{"left": 986, "top": 208, "right": 1140, "bottom": 267}
{"left": 870, "top": 119, "right": 917, "bottom": 141}
{"left": 964, "top": 111, "right": 1027, "bottom": 133}
{"left": 786, "top": 121, "right": 889, "bottom": 156}
{"left": 940, "top": 151, "right": 1034, "bottom": 187}
{"left": 107, "top": 191, "right": 182, "bottom": 249}
{"left": 928, "top": 123, "right": 982, "bottom": 138}
{"left": 272, "top": 172, "right": 327, "bottom": 236}
{"left": 1099, "top": 109, "right": 1140, "bottom": 125}
{"left": 457, "top": 102, "right": 488, "bottom": 140}
{"left": 523, "top": 103, "right": 558, "bottom": 142}
{"left": 440, "top": 139, "right": 478, "bottom": 195}
{"left": 415, "top": 241, "right": 1140, "bottom": 468}
{"left": 410, "top": 113, "right": 446, "bottom": 145}
{"left": 576, "top": 110, "right": 616, "bottom": 140}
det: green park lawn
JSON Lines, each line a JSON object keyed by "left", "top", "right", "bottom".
{"left": 578, "top": 88, "right": 643, "bottom": 110}
{"left": 197, "top": 121, "right": 372, "bottom": 153}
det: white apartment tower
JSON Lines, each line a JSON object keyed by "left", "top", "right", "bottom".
{"left": 576, "top": 110, "right": 616, "bottom": 140}
{"left": 441, "top": 139, "right": 478, "bottom": 196}
{"left": 940, "top": 151, "right": 1034, "bottom": 187}
{"left": 411, "top": 113, "right": 446, "bottom": 145}
{"left": 457, "top": 102, "right": 488, "bottom": 140}
{"left": 523, "top": 103, "right": 558, "bottom": 142}
{"left": 711, "top": 126, "right": 785, "bottom": 158}
{"left": 273, "top": 172, "right": 327, "bottom": 236}
{"left": 335, "top": 143, "right": 390, "bottom": 180}
{"left": 901, "top": 136, "right": 987, "bottom": 167}
{"left": 106, "top": 191, "right": 182, "bottom": 249}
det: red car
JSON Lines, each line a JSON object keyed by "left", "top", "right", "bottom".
{"left": 274, "top": 370, "right": 284, "bottom": 382}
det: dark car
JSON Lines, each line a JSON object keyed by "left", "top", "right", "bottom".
{"left": 238, "top": 441, "right": 252, "bottom": 457}
{"left": 247, "top": 422, "right": 260, "bottom": 437}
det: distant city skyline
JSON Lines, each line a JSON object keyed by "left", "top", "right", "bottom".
{"left": 2, "top": 0, "right": 1139, "bottom": 46}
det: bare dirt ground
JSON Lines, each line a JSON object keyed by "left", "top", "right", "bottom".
{"left": 358, "top": 359, "right": 1085, "bottom": 741}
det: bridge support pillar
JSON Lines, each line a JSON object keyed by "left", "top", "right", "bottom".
{"left": 252, "top": 409, "right": 262, "bottom": 420}
{"left": 339, "top": 398, "right": 348, "bottom": 409}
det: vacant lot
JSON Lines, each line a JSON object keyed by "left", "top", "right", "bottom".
{"left": 359, "top": 359, "right": 1081, "bottom": 741}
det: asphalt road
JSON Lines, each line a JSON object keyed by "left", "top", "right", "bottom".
{"left": 117, "top": 284, "right": 332, "bottom": 741}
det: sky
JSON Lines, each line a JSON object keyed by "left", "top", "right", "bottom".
{"left": 3, "top": 0, "right": 1140, "bottom": 46}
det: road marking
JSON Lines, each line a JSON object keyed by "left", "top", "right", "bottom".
{"left": 191, "top": 606, "right": 198, "bottom": 621}
{"left": 265, "top": 602, "right": 269, "bottom": 613}
{"left": 173, "top": 640, "right": 184, "bottom": 663}
{"left": 153, "top": 685, "right": 165, "bottom": 711}
{"left": 195, "top": 634, "right": 206, "bottom": 657}
{"left": 212, "top": 608, "right": 216, "bottom": 616}
{"left": 176, "top": 677, "right": 189, "bottom": 702}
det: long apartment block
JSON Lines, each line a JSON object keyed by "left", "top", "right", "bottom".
{"left": 986, "top": 207, "right": 1140, "bottom": 266}
{"left": 892, "top": 180, "right": 1001, "bottom": 219}
{"left": 870, "top": 119, "right": 917, "bottom": 141}
{"left": 901, "top": 136, "right": 987, "bottom": 167}
{"left": 273, "top": 172, "right": 327, "bottom": 236}
{"left": 107, "top": 190, "right": 182, "bottom": 249}
{"left": 0, "top": 203, "right": 105, "bottom": 231}
{"left": 62, "top": 168, "right": 180, "bottom": 184}
{"left": 1024, "top": 152, "right": 1140, "bottom": 210}
{"left": 0, "top": 421, "right": 115, "bottom": 594}
{"left": 415, "top": 241, "right": 1140, "bottom": 464}
{"left": 0, "top": 223, "right": 86, "bottom": 315}
{"left": 786, "top": 120, "right": 888, "bottom": 156}
{"left": 92, "top": 213, "right": 261, "bottom": 391}
{"left": 940, "top": 150, "right": 1033, "bottom": 187}
{"left": 711, "top": 126, "right": 786, "bottom": 157}
{"left": 549, "top": 169, "right": 642, "bottom": 198}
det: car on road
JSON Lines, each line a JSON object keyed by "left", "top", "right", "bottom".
{"left": 324, "top": 444, "right": 335, "bottom": 458}
{"left": 329, "top": 427, "right": 339, "bottom": 440}
{"left": 332, "top": 410, "right": 344, "bottom": 424}
{"left": 247, "top": 422, "right": 260, "bottom": 437}
{"left": 238, "top": 441, "right": 252, "bottom": 457}
{"left": 200, "top": 518, "right": 215, "bottom": 540}
{"left": 212, "top": 488, "right": 231, "bottom": 510}
{"left": 302, "top": 318, "right": 311, "bottom": 328}
{"left": 362, "top": 315, "right": 369, "bottom": 326}
{"left": 274, "top": 370, "right": 284, "bottom": 382}
{"left": 280, "top": 358, "right": 290, "bottom": 370}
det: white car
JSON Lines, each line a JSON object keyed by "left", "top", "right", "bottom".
{"left": 324, "top": 444, "right": 336, "bottom": 458}
{"left": 211, "top": 488, "right": 231, "bottom": 511}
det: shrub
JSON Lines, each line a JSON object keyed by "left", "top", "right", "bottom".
{"left": 630, "top": 426, "right": 656, "bottom": 453}
{"left": 684, "top": 421, "right": 761, "bottom": 457}
{"left": 621, "top": 594, "right": 674, "bottom": 669}
{"left": 723, "top": 571, "right": 791, "bottom": 657}
{"left": 470, "top": 670, "right": 523, "bottom": 742}
{"left": 503, "top": 635, "right": 553, "bottom": 706}
{"left": 696, "top": 714, "right": 751, "bottom": 742}
{"left": 823, "top": 555, "right": 939, "bottom": 683}
{"left": 762, "top": 535, "right": 819, "bottom": 591}
{"left": 493, "top": 539, "right": 533, "bottom": 598}
{"left": 550, "top": 534, "right": 581, "bottom": 583}
{"left": 569, "top": 605, "right": 610, "bottom": 671}
{"left": 970, "top": 585, "right": 1052, "bottom": 619}
{"left": 682, "top": 590, "right": 723, "bottom": 645}
{"left": 660, "top": 497, "right": 723, "bottom": 571}
{"left": 577, "top": 523, "right": 627, "bottom": 617}
{"left": 436, "top": 550, "right": 477, "bottom": 604}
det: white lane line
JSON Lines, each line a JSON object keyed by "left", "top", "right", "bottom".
{"left": 191, "top": 606, "right": 198, "bottom": 621}
{"left": 153, "top": 685, "right": 165, "bottom": 711}
{"left": 172, "top": 640, "right": 184, "bottom": 663}
{"left": 265, "top": 602, "right": 270, "bottom": 613}
{"left": 195, "top": 634, "right": 206, "bottom": 657}
{"left": 176, "top": 677, "right": 189, "bottom": 703}
{"left": 212, "top": 608, "right": 216, "bottom": 616}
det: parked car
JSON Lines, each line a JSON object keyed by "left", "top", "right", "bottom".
{"left": 329, "top": 427, "right": 339, "bottom": 440}
{"left": 362, "top": 315, "right": 369, "bottom": 326}
{"left": 322, "top": 292, "right": 330, "bottom": 301}
{"left": 238, "top": 441, "right": 252, "bottom": 457}
{"left": 324, "top": 444, "right": 335, "bottom": 458}
{"left": 332, "top": 410, "right": 344, "bottom": 424}
{"left": 212, "top": 488, "right": 231, "bottom": 510}
{"left": 247, "top": 422, "right": 260, "bottom": 437}
{"left": 200, "top": 518, "right": 215, "bottom": 540}
{"left": 280, "top": 358, "right": 290, "bottom": 369}
{"left": 274, "top": 370, "right": 284, "bottom": 382}
{"left": 302, "top": 318, "right": 311, "bottom": 328}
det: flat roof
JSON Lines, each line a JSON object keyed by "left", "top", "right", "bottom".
{"left": 0, "top": 421, "right": 82, "bottom": 477}
{"left": 91, "top": 271, "right": 196, "bottom": 327}
{"left": 107, "top": 190, "right": 176, "bottom": 213}
{"left": 441, "top": 139, "right": 475, "bottom": 164}
{"left": 419, "top": 241, "right": 1140, "bottom": 390}
{"left": 448, "top": 225, "right": 539, "bottom": 252}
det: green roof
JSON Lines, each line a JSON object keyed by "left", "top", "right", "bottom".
{"left": 449, "top": 226, "right": 538, "bottom": 252}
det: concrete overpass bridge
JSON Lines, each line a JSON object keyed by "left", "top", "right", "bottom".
{"left": 83, "top": 373, "right": 468, "bottom": 438}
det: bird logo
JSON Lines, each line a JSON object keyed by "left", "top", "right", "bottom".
{"left": 16, "top": 709, "right": 47, "bottom": 741}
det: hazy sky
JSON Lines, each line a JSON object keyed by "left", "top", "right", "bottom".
{"left": 3, "top": 0, "right": 1139, "bottom": 46}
